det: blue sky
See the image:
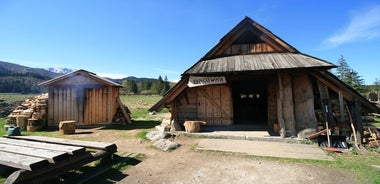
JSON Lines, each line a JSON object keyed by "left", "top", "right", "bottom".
{"left": 0, "top": 0, "right": 379, "bottom": 84}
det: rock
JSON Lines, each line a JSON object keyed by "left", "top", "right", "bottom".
{"left": 152, "top": 139, "right": 179, "bottom": 151}
{"left": 146, "top": 130, "right": 171, "bottom": 141}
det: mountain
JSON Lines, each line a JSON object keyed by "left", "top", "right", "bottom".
{"left": 0, "top": 61, "right": 60, "bottom": 78}
{"left": 0, "top": 61, "right": 172, "bottom": 94}
{"left": 0, "top": 61, "right": 60, "bottom": 93}
{"left": 45, "top": 67, "right": 73, "bottom": 74}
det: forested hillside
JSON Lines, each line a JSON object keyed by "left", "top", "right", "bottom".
{"left": 0, "top": 61, "right": 59, "bottom": 93}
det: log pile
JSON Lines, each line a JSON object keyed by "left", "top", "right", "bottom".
{"left": 6, "top": 94, "right": 48, "bottom": 131}
{"left": 112, "top": 105, "right": 131, "bottom": 124}
{"left": 363, "top": 126, "right": 380, "bottom": 148}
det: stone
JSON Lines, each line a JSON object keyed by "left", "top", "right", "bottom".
{"left": 152, "top": 139, "right": 179, "bottom": 151}
{"left": 146, "top": 130, "right": 171, "bottom": 141}
{"left": 297, "top": 128, "right": 317, "bottom": 139}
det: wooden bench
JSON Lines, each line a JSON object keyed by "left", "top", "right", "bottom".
{"left": 0, "top": 136, "right": 117, "bottom": 183}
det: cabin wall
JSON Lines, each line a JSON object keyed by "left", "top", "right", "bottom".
{"left": 174, "top": 87, "right": 198, "bottom": 124}
{"left": 197, "top": 85, "right": 233, "bottom": 125}
{"left": 48, "top": 87, "right": 82, "bottom": 126}
{"left": 83, "top": 87, "right": 119, "bottom": 125}
{"left": 174, "top": 85, "right": 233, "bottom": 126}
{"left": 267, "top": 76, "right": 278, "bottom": 132}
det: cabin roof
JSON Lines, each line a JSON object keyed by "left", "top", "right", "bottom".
{"left": 184, "top": 53, "right": 335, "bottom": 75}
{"left": 183, "top": 16, "right": 335, "bottom": 75}
{"left": 39, "top": 69, "right": 121, "bottom": 87}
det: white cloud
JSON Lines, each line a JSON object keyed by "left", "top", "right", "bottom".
{"left": 323, "top": 5, "right": 380, "bottom": 48}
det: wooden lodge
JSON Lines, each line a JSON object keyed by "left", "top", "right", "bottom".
{"left": 150, "top": 17, "right": 379, "bottom": 140}
{"left": 39, "top": 70, "right": 123, "bottom": 126}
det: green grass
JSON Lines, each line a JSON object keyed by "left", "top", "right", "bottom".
{"left": 0, "top": 93, "right": 37, "bottom": 103}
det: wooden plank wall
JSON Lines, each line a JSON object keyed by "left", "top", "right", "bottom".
{"left": 47, "top": 86, "right": 118, "bottom": 126}
{"left": 197, "top": 85, "right": 233, "bottom": 125}
{"left": 175, "top": 88, "right": 198, "bottom": 123}
{"left": 174, "top": 85, "right": 233, "bottom": 126}
{"left": 84, "top": 87, "right": 118, "bottom": 125}
{"left": 223, "top": 43, "right": 274, "bottom": 55}
{"left": 48, "top": 87, "right": 80, "bottom": 126}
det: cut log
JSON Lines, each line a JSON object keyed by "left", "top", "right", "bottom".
{"left": 59, "top": 120, "right": 76, "bottom": 135}
{"left": 183, "top": 121, "right": 206, "bottom": 133}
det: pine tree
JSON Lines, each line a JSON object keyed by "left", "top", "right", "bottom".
{"left": 160, "top": 75, "right": 170, "bottom": 95}
{"left": 334, "top": 55, "right": 364, "bottom": 93}
{"left": 335, "top": 55, "right": 350, "bottom": 81}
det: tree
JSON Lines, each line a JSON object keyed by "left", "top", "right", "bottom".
{"left": 160, "top": 75, "right": 171, "bottom": 95}
{"left": 344, "top": 69, "right": 364, "bottom": 93}
{"left": 121, "top": 80, "right": 138, "bottom": 95}
{"left": 335, "top": 55, "right": 350, "bottom": 81}
{"left": 334, "top": 55, "right": 364, "bottom": 93}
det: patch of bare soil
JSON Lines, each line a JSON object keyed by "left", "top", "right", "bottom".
{"left": 70, "top": 127, "right": 358, "bottom": 184}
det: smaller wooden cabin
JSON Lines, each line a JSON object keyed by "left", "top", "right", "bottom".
{"left": 39, "top": 70, "right": 122, "bottom": 126}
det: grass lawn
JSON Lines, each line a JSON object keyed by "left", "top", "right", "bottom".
{"left": 0, "top": 93, "right": 37, "bottom": 103}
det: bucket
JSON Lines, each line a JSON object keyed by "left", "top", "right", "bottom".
{"left": 7, "top": 126, "right": 21, "bottom": 136}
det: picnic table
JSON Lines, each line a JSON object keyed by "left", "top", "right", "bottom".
{"left": 0, "top": 135, "right": 117, "bottom": 184}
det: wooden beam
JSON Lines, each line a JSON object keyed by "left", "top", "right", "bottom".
{"left": 355, "top": 98, "right": 363, "bottom": 145}
{"left": 277, "top": 72, "right": 286, "bottom": 138}
{"left": 0, "top": 137, "right": 85, "bottom": 155}
{"left": 339, "top": 91, "right": 345, "bottom": 122}
{"left": 317, "top": 81, "right": 333, "bottom": 147}
{"left": 0, "top": 151, "right": 48, "bottom": 171}
{"left": 5, "top": 136, "right": 117, "bottom": 152}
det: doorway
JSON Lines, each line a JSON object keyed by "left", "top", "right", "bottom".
{"left": 232, "top": 80, "right": 267, "bottom": 125}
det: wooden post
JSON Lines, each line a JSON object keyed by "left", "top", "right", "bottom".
{"left": 293, "top": 74, "right": 317, "bottom": 131}
{"left": 354, "top": 98, "right": 362, "bottom": 145}
{"left": 338, "top": 91, "right": 345, "bottom": 122}
{"left": 317, "top": 81, "right": 333, "bottom": 147}
{"left": 282, "top": 73, "right": 296, "bottom": 137}
{"left": 277, "top": 72, "right": 286, "bottom": 138}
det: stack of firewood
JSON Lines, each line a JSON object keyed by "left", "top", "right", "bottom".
{"left": 7, "top": 94, "right": 48, "bottom": 131}
{"left": 112, "top": 105, "right": 131, "bottom": 124}
{"left": 363, "top": 126, "right": 380, "bottom": 148}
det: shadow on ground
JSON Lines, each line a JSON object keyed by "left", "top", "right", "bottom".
{"left": 47, "top": 154, "right": 142, "bottom": 184}
{"left": 101, "top": 120, "right": 161, "bottom": 131}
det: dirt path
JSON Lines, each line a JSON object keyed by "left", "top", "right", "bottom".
{"left": 70, "top": 127, "right": 358, "bottom": 184}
